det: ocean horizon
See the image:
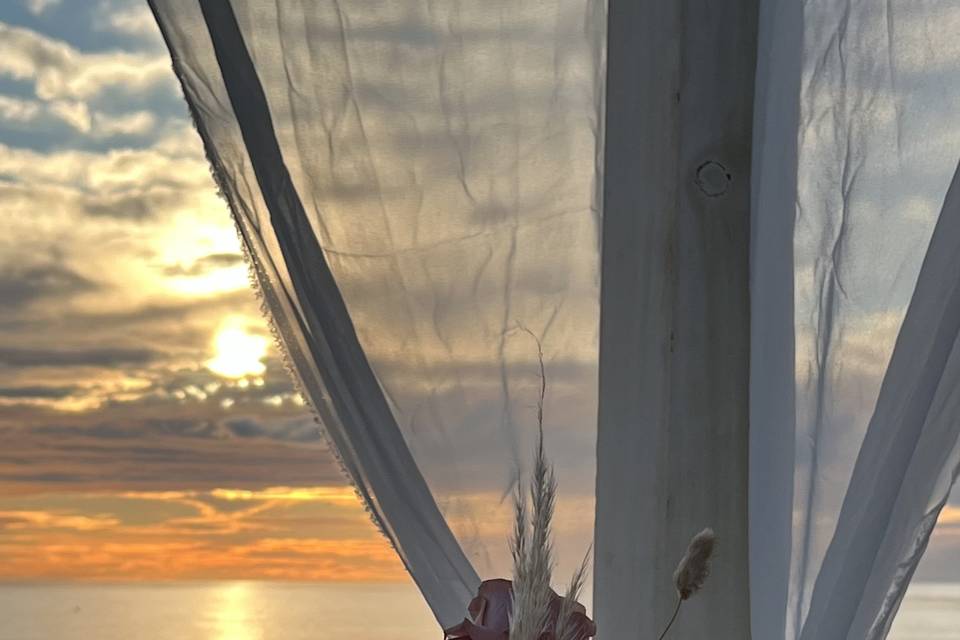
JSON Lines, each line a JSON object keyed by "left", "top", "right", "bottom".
{"left": 0, "top": 580, "right": 956, "bottom": 639}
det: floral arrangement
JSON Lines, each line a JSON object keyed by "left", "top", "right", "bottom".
{"left": 444, "top": 344, "right": 714, "bottom": 640}
{"left": 443, "top": 412, "right": 594, "bottom": 640}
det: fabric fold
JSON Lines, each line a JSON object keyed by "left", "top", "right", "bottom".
{"left": 798, "top": 160, "right": 960, "bottom": 640}
{"left": 150, "top": 0, "right": 480, "bottom": 625}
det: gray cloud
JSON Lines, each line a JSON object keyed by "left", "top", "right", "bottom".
{"left": 0, "top": 412, "right": 340, "bottom": 492}
{"left": 0, "top": 263, "right": 97, "bottom": 307}
{"left": 80, "top": 187, "right": 188, "bottom": 219}
{"left": 163, "top": 252, "right": 244, "bottom": 277}
{"left": 81, "top": 192, "right": 152, "bottom": 219}
{"left": 0, "top": 385, "right": 76, "bottom": 399}
{"left": 30, "top": 419, "right": 227, "bottom": 441}
{"left": 223, "top": 416, "right": 321, "bottom": 443}
{"left": 0, "top": 346, "right": 158, "bottom": 367}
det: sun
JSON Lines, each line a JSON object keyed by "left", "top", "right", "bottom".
{"left": 206, "top": 318, "right": 269, "bottom": 378}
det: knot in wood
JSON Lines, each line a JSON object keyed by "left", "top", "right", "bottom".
{"left": 695, "top": 161, "right": 732, "bottom": 198}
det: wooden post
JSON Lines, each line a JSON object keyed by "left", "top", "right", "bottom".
{"left": 594, "top": 1, "right": 758, "bottom": 638}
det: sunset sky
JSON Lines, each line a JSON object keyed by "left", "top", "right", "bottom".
{"left": 0, "top": 0, "right": 957, "bottom": 594}
{"left": 0, "top": 0, "right": 404, "bottom": 584}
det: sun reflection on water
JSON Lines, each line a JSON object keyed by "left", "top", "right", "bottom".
{"left": 210, "top": 582, "right": 261, "bottom": 640}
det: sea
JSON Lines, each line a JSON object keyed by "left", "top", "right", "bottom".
{"left": 0, "top": 580, "right": 956, "bottom": 639}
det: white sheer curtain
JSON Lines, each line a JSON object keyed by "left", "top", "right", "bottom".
{"left": 149, "top": 0, "right": 603, "bottom": 627}
{"left": 751, "top": 1, "right": 960, "bottom": 638}
{"left": 148, "top": 0, "right": 960, "bottom": 638}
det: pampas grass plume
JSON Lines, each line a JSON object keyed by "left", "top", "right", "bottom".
{"left": 509, "top": 450, "right": 556, "bottom": 640}
{"left": 554, "top": 547, "right": 591, "bottom": 640}
{"left": 508, "top": 329, "right": 594, "bottom": 640}
{"left": 509, "top": 330, "right": 557, "bottom": 640}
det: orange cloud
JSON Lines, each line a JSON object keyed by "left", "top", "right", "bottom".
{"left": 938, "top": 505, "right": 960, "bottom": 527}
{"left": 0, "top": 510, "right": 119, "bottom": 531}
{"left": 0, "top": 486, "right": 406, "bottom": 582}
{"left": 0, "top": 537, "right": 405, "bottom": 583}
{"left": 209, "top": 486, "right": 358, "bottom": 504}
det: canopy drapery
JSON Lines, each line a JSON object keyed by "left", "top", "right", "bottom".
{"left": 150, "top": 1, "right": 960, "bottom": 638}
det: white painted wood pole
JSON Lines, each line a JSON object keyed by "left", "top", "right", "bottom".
{"left": 594, "top": 0, "right": 758, "bottom": 638}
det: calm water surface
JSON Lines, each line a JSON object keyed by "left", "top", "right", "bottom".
{"left": 889, "top": 582, "right": 960, "bottom": 640}
{"left": 0, "top": 580, "right": 956, "bottom": 639}
{"left": 0, "top": 582, "right": 436, "bottom": 640}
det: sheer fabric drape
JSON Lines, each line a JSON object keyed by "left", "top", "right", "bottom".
{"left": 149, "top": 0, "right": 603, "bottom": 626}
{"left": 751, "top": 1, "right": 960, "bottom": 638}
{"left": 149, "top": 0, "right": 960, "bottom": 638}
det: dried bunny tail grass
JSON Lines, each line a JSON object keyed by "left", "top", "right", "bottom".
{"left": 673, "top": 527, "right": 716, "bottom": 600}
{"left": 657, "top": 528, "right": 717, "bottom": 640}
{"left": 554, "top": 546, "right": 591, "bottom": 640}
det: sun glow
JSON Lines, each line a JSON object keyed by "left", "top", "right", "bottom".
{"left": 206, "top": 319, "right": 269, "bottom": 378}
{"left": 166, "top": 263, "right": 249, "bottom": 296}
